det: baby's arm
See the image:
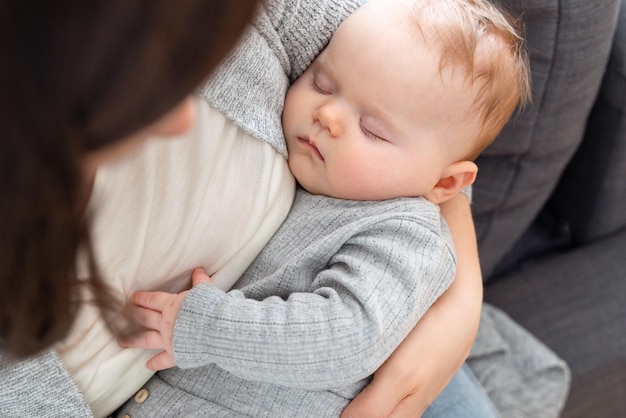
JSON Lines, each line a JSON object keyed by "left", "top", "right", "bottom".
{"left": 343, "top": 193, "right": 482, "bottom": 417}
{"left": 126, "top": 215, "right": 456, "bottom": 389}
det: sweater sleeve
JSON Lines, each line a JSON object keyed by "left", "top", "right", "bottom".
{"left": 198, "top": 0, "right": 367, "bottom": 156}
{"left": 173, "top": 216, "right": 456, "bottom": 390}
{"left": 0, "top": 349, "right": 93, "bottom": 417}
{"left": 261, "top": 0, "right": 367, "bottom": 81}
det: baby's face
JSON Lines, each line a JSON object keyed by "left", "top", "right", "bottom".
{"left": 283, "top": 0, "right": 480, "bottom": 200}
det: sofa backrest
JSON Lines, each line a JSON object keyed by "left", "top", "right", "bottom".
{"left": 473, "top": 0, "right": 622, "bottom": 280}
{"left": 549, "top": 1, "right": 626, "bottom": 244}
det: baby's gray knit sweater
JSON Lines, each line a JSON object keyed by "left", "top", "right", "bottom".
{"left": 111, "top": 189, "right": 455, "bottom": 418}
{"left": 162, "top": 190, "right": 455, "bottom": 417}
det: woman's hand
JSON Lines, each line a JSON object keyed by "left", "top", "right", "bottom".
{"left": 342, "top": 193, "right": 483, "bottom": 418}
{"left": 119, "top": 267, "right": 213, "bottom": 371}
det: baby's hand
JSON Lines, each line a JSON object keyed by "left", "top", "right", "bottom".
{"left": 118, "top": 267, "right": 213, "bottom": 370}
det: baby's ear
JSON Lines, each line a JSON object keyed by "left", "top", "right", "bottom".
{"left": 424, "top": 161, "right": 477, "bottom": 204}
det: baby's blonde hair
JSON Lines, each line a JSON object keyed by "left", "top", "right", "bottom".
{"left": 406, "top": 0, "right": 531, "bottom": 160}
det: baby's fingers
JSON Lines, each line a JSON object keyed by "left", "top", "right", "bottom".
{"left": 191, "top": 267, "right": 213, "bottom": 287}
{"left": 118, "top": 330, "right": 164, "bottom": 351}
{"left": 146, "top": 350, "right": 176, "bottom": 371}
{"left": 128, "top": 304, "right": 164, "bottom": 331}
{"left": 131, "top": 291, "right": 170, "bottom": 311}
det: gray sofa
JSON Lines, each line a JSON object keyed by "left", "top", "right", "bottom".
{"left": 475, "top": 0, "right": 625, "bottom": 416}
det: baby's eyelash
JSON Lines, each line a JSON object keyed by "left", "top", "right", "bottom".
{"left": 360, "top": 122, "right": 386, "bottom": 142}
{"left": 310, "top": 78, "right": 331, "bottom": 95}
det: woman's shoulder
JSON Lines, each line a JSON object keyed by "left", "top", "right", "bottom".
{"left": 198, "top": 0, "right": 369, "bottom": 157}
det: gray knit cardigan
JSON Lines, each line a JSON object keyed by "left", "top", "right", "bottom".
{"left": 114, "top": 190, "right": 455, "bottom": 417}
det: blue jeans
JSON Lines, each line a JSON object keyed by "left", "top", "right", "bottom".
{"left": 422, "top": 364, "right": 500, "bottom": 418}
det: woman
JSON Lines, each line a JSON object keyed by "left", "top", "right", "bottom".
{"left": 0, "top": 0, "right": 259, "bottom": 357}
{"left": 0, "top": 0, "right": 488, "bottom": 416}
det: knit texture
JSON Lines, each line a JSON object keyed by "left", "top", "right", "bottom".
{"left": 163, "top": 190, "right": 456, "bottom": 417}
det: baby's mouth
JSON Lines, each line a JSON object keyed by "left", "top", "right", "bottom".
{"left": 298, "top": 136, "right": 325, "bottom": 161}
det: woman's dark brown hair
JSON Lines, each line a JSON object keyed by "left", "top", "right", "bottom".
{"left": 0, "top": 0, "right": 259, "bottom": 358}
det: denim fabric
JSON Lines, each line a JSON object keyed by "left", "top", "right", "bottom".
{"left": 423, "top": 365, "right": 500, "bottom": 418}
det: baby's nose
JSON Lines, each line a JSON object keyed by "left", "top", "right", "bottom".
{"left": 314, "top": 103, "right": 344, "bottom": 137}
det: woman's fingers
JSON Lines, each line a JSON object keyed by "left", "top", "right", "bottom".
{"left": 341, "top": 363, "right": 429, "bottom": 418}
{"left": 388, "top": 393, "right": 429, "bottom": 418}
{"left": 341, "top": 375, "right": 398, "bottom": 418}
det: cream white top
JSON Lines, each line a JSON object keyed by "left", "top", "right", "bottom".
{"left": 55, "top": 97, "right": 295, "bottom": 417}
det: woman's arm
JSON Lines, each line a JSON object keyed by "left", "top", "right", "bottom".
{"left": 342, "top": 193, "right": 483, "bottom": 418}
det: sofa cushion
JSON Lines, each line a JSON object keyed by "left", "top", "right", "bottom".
{"left": 473, "top": 0, "right": 621, "bottom": 279}
{"left": 484, "top": 231, "right": 626, "bottom": 417}
{"left": 549, "top": 1, "right": 626, "bottom": 243}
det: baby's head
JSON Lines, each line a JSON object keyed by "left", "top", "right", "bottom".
{"left": 283, "top": 0, "right": 530, "bottom": 202}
